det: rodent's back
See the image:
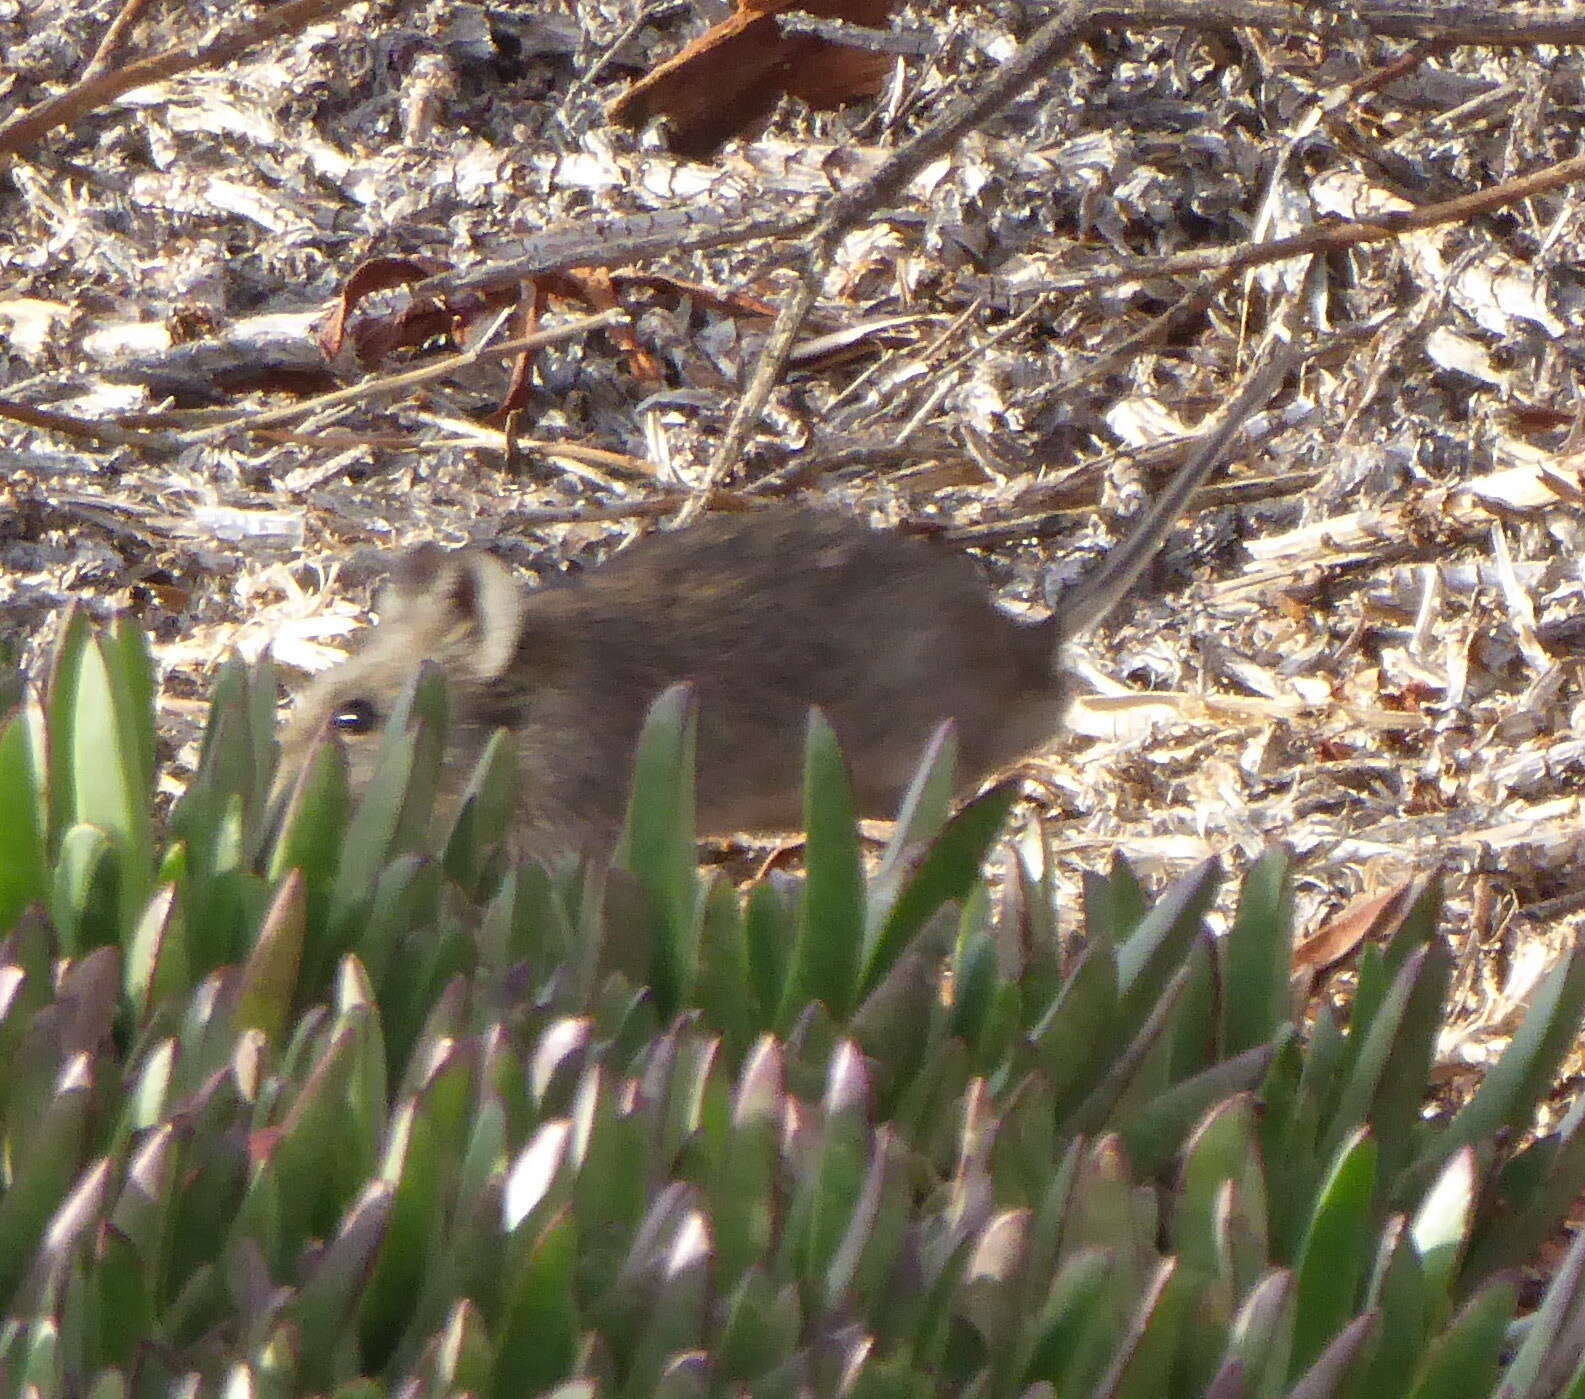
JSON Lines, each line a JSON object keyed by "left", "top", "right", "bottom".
{"left": 509, "top": 509, "right": 1063, "bottom": 837}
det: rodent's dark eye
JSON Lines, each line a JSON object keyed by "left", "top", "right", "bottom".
{"left": 331, "top": 697, "right": 379, "bottom": 735}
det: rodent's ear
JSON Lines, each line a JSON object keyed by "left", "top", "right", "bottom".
{"left": 450, "top": 552, "right": 524, "bottom": 680}
{"left": 379, "top": 547, "right": 524, "bottom": 681}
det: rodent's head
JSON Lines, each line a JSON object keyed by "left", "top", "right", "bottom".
{"left": 276, "top": 544, "right": 524, "bottom": 800}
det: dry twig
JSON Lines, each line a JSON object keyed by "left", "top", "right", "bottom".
{"left": 0, "top": 0, "right": 372, "bottom": 157}
{"left": 188, "top": 310, "right": 629, "bottom": 442}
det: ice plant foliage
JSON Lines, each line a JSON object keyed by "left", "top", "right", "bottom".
{"left": 0, "top": 614, "right": 1581, "bottom": 1397}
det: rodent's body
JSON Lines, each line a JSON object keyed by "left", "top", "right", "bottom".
{"left": 280, "top": 508, "right": 1064, "bottom": 855}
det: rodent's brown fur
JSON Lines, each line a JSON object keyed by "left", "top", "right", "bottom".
{"left": 278, "top": 508, "right": 1064, "bottom": 855}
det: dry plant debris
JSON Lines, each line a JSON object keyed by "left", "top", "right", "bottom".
{"left": 4, "top": 0, "right": 1585, "bottom": 1098}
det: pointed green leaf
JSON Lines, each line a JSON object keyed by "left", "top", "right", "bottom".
{"left": 0, "top": 1057, "right": 96, "bottom": 1308}
{"left": 0, "top": 707, "right": 47, "bottom": 932}
{"left": 52, "top": 823, "right": 121, "bottom": 957}
{"left": 617, "top": 683, "right": 701, "bottom": 1017}
{"left": 233, "top": 872, "right": 307, "bottom": 1046}
{"left": 267, "top": 734, "right": 350, "bottom": 891}
{"left": 1290, "top": 1129, "right": 1377, "bottom": 1378}
{"left": 1406, "top": 1277, "right": 1515, "bottom": 1399}
{"left": 1424, "top": 944, "right": 1585, "bottom": 1181}
{"left": 441, "top": 727, "right": 518, "bottom": 895}
{"left": 861, "top": 780, "right": 1017, "bottom": 1002}
{"left": 1221, "top": 845, "right": 1294, "bottom": 1055}
{"left": 783, "top": 708, "right": 864, "bottom": 1022}
{"left": 492, "top": 1209, "right": 578, "bottom": 1399}
{"left": 122, "top": 884, "right": 188, "bottom": 1020}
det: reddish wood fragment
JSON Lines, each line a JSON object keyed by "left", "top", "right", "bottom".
{"left": 318, "top": 255, "right": 454, "bottom": 361}
{"left": 609, "top": 0, "right": 897, "bottom": 157}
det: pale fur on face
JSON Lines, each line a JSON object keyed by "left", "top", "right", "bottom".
{"left": 276, "top": 546, "right": 525, "bottom": 807}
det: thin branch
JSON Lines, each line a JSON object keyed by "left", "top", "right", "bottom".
{"left": 0, "top": 398, "right": 167, "bottom": 450}
{"left": 406, "top": 199, "right": 819, "bottom": 307}
{"left": 0, "top": 0, "right": 370, "bottom": 157}
{"left": 1099, "top": 0, "right": 1585, "bottom": 46}
{"left": 185, "top": 309, "right": 628, "bottom": 442}
{"left": 994, "top": 140, "right": 1585, "bottom": 303}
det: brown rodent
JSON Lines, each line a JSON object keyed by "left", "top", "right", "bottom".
{"left": 277, "top": 351, "right": 1290, "bottom": 855}
{"left": 278, "top": 508, "right": 1064, "bottom": 854}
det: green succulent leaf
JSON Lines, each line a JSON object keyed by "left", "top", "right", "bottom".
{"left": 290, "top": 1182, "right": 394, "bottom": 1392}
{"left": 329, "top": 663, "right": 449, "bottom": 924}
{"left": 1084, "top": 855, "right": 1150, "bottom": 943}
{"left": 1424, "top": 943, "right": 1585, "bottom": 1182}
{"left": 1409, "top": 1146, "right": 1476, "bottom": 1318}
{"left": 493, "top": 1209, "right": 579, "bottom": 1399}
{"left": 617, "top": 682, "right": 702, "bottom": 1018}
{"left": 861, "top": 779, "right": 1017, "bottom": 1003}
{"left": 46, "top": 608, "right": 154, "bottom": 929}
{"left": 1493, "top": 1206, "right": 1585, "bottom": 1399}
{"left": 441, "top": 726, "right": 518, "bottom": 895}
{"left": 1115, "top": 859, "right": 1220, "bottom": 1009}
{"left": 172, "top": 655, "right": 262, "bottom": 875}
{"left": 745, "top": 879, "right": 796, "bottom": 1022}
{"left": 1018, "top": 1245, "right": 1117, "bottom": 1390}
{"left": 1406, "top": 1276, "right": 1516, "bottom": 1399}
{"left": 1319, "top": 942, "right": 1449, "bottom": 1187}
{"left": 1285, "top": 1313, "right": 1377, "bottom": 1399}
{"left": 1171, "top": 1092, "right": 1267, "bottom": 1290}
{"left": 0, "top": 706, "right": 48, "bottom": 932}
{"left": 1096, "top": 1256, "right": 1195, "bottom": 1399}
{"left": 693, "top": 874, "right": 754, "bottom": 1053}
{"left": 1290, "top": 1129, "right": 1377, "bottom": 1379}
{"left": 1217, "top": 1268, "right": 1295, "bottom": 1399}
{"left": 122, "top": 883, "right": 189, "bottom": 1020}
{"left": 10, "top": 610, "right": 1585, "bottom": 1399}
{"left": 267, "top": 733, "right": 351, "bottom": 892}
{"left": 52, "top": 822, "right": 122, "bottom": 958}
{"left": 0, "top": 1056, "right": 96, "bottom": 1311}
{"left": 1348, "top": 1222, "right": 1422, "bottom": 1394}
{"left": 715, "top": 1268, "right": 802, "bottom": 1386}
{"left": 870, "top": 720, "right": 958, "bottom": 889}
{"left": 1221, "top": 844, "right": 1294, "bottom": 1055}
{"left": 782, "top": 707, "right": 865, "bottom": 1023}
{"left": 1467, "top": 1096, "right": 1585, "bottom": 1280}
{"left": 233, "top": 871, "right": 308, "bottom": 1045}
